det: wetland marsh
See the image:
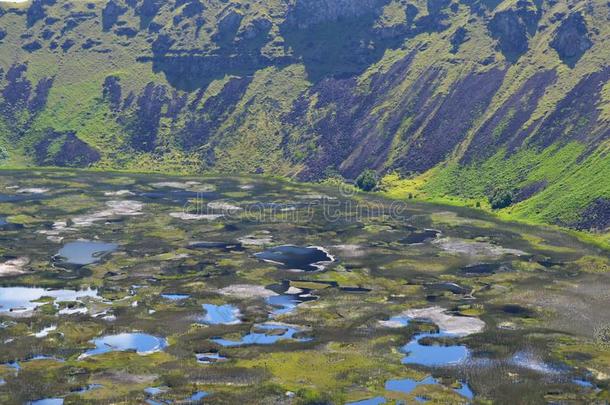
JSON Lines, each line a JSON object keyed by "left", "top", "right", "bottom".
{"left": 0, "top": 170, "right": 608, "bottom": 404}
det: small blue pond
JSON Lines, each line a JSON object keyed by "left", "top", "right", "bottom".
{"left": 56, "top": 241, "right": 118, "bottom": 265}
{"left": 202, "top": 304, "right": 241, "bottom": 325}
{"left": 27, "top": 399, "right": 63, "bottom": 405}
{"left": 383, "top": 315, "right": 470, "bottom": 367}
{"left": 211, "top": 323, "right": 310, "bottom": 347}
{"left": 196, "top": 352, "right": 227, "bottom": 364}
{"left": 161, "top": 294, "right": 190, "bottom": 301}
{"left": 0, "top": 286, "right": 98, "bottom": 313}
{"left": 385, "top": 376, "right": 473, "bottom": 401}
{"left": 82, "top": 333, "right": 166, "bottom": 357}
{"left": 188, "top": 391, "right": 209, "bottom": 401}
{"left": 401, "top": 331, "right": 470, "bottom": 366}
{"left": 346, "top": 396, "right": 386, "bottom": 405}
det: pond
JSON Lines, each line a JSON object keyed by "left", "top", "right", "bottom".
{"left": 348, "top": 376, "right": 473, "bottom": 404}
{"left": 202, "top": 304, "right": 241, "bottom": 325}
{"left": 55, "top": 241, "right": 118, "bottom": 266}
{"left": 27, "top": 399, "right": 63, "bottom": 405}
{"left": 0, "top": 286, "right": 99, "bottom": 313}
{"left": 210, "top": 323, "right": 311, "bottom": 347}
{"left": 266, "top": 287, "right": 317, "bottom": 317}
{"left": 80, "top": 333, "right": 167, "bottom": 357}
{"left": 196, "top": 352, "right": 227, "bottom": 364}
{"left": 160, "top": 293, "right": 190, "bottom": 301}
{"left": 401, "top": 331, "right": 470, "bottom": 367}
{"left": 255, "top": 245, "right": 334, "bottom": 271}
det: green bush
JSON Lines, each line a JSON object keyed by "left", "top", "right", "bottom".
{"left": 488, "top": 188, "right": 513, "bottom": 209}
{"left": 356, "top": 169, "right": 378, "bottom": 191}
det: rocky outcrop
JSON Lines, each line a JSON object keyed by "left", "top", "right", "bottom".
{"left": 138, "top": 0, "right": 163, "bottom": 27}
{"left": 238, "top": 17, "right": 272, "bottom": 41}
{"left": 550, "top": 13, "right": 592, "bottom": 67}
{"left": 178, "top": 76, "right": 251, "bottom": 149}
{"left": 213, "top": 9, "right": 243, "bottom": 43}
{"left": 450, "top": 27, "right": 469, "bottom": 53}
{"left": 27, "top": 0, "right": 54, "bottom": 27}
{"left": 102, "top": 0, "right": 128, "bottom": 31}
{"left": 128, "top": 82, "right": 168, "bottom": 151}
{"left": 462, "top": 70, "right": 557, "bottom": 163}
{"left": 28, "top": 76, "right": 53, "bottom": 112}
{"left": 572, "top": 198, "right": 610, "bottom": 231}
{"left": 529, "top": 69, "right": 609, "bottom": 149}
{"left": 102, "top": 75, "right": 122, "bottom": 111}
{"left": 1, "top": 64, "right": 31, "bottom": 109}
{"left": 287, "top": 0, "right": 387, "bottom": 28}
{"left": 32, "top": 129, "right": 100, "bottom": 167}
{"left": 488, "top": 2, "right": 540, "bottom": 62}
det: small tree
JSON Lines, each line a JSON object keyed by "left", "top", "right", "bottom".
{"left": 356, "top": 169, "right": 378, "bottom": 191}
{"left": 488, "top": 188, "right": 513, "bottom": 209}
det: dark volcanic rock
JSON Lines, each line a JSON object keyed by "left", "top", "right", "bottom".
{"left": 488, "top": 2, "right": 539, "bottom": 62}
{"left": 178, "top": 76, "right": 251, "bottom": 149}
{"left": 550, "top": 13, "right": 592, "bottom": 67}
{"left": 180, "top": 0, "right": 204, "bottom": 18}
{"left": 0, "top": 28, "right": 6, "bottom": 41}
{"left": 489, "top": 10, "right": 527, "bottom": 60}
{"left": 395, "top": 68, "right": 506, "bottom": 173}
{"left": 463, "top": 69, "right": 557, "bottom": 162}
{"left": 138, "top": 0, "right": 163, "bottom": 28}
{"left": 22, "top": 41, "right": 42, "bottom": 52}
{"left": 1, "top": 64, "right": 31, "bottom": 109}
{"left": 102, "top": 75, "right": 122, "bottom": 111}
{"left": 28, "top": 76, "right": 54, "bottom": 112}
{"left": 27, "top": 0, "right": 54, "bottom": 27}
{"left": 288, "top": 0, "right": 386, "bottom": 28}
{"left": 102, "top": 0, "right": 128, "bottom": 31}
{"left": 32, "top": 129, "right": 100, "bottom": 167}
{"left": 238, "top": 17, "right": 272, "bottom": 41}
{"left": 61, "top": 39, "right": 75, "bottom": 51}
{"left": 128, "top": 82, "right": 168, "bottom": 151}
{"left": 450, "top": 26, "right": 469, "bottom": 53}
{"left": 213, "top": 9, "right": 243, "bottom": 43}
{"left": 513, "top": 180, "right": 548, "bottom": 203}
{"left": 114, "top": 26, "right": 138, "bottom": 37}
{"left": 529, "top": 68, "right": 609, "bottom": 149}
{"left": 572, "top": 198, "right": 610, "bottom": 231}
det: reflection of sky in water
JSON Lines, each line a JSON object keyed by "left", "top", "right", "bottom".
{"left": 57, "top": 241, "right": 118, "bottom": 265}
{"left": 382, "top": 315, "right": 470, "bottom": 367}
{"left": 267, "top": 294, "right": 300, "bottom": 316}
{"left": 188, "top": 392, "right": 208, "bottom": 401}
{"left": 0, "top": 287, "right": 98, "bottom": 313}
{"left": 346, "top": 396, "right": 387, "bottom": 405}
{"left": 196, "top": 352, "right": 227, "bottom": 363}
{"left": 161, "top": 294, "right": 190, "bottom": 301}
{"left": 211, "top": 323, "right": 310, "bottom": 347}
{"left": 202, "top": 304, "right": 241, "bottom": 325}
{"left": 27, "top": 399, "right": 64, "bottom": 405}
{"left": 384, "top": 375, "right": 473, "bottom": 401}
{"left": 83, "top": 333, "right": 166, "bottom": 357}
{"left": 401, "top": 331, "right": 470, "bottom": 366}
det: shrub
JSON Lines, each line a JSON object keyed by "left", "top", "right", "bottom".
{"left": 488, "top": 188, "right": 513, "bottom": 209}
{"left": 355, "top": 169, "right": 378, "bottom": 191}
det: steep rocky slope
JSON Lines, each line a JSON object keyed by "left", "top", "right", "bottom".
{"left": 0, "top": 0, "right": 608, "bottom": 232}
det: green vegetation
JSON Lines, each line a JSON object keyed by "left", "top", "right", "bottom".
{"left": 0, "top": 0, "right": 607, "bottom": 238}
{"left": 488, "top": 188, "right": 513, "bottom": 209}
{"left": 356, "top": 169, "right": 379, "bottom": 191}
